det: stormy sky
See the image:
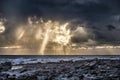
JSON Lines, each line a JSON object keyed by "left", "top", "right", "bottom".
{"left": 1, "top": 0, "right": 120, "bottom": 44}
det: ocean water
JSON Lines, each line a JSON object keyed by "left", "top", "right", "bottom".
{"left": 0, "top": 55, "right": 120, "bottom": 65}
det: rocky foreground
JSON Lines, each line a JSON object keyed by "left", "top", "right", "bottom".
{"left": 0, "top": 58, "right": 120, "bottom": 80}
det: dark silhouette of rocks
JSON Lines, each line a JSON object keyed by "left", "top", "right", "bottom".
{"left": 0, "top": 58, "right": 119, "bottom": 80}
{"left": 0, "top": 62, "right": 12, "bottom": 72}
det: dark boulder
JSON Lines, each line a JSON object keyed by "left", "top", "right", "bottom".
{"left": 0, "top": 62, "right": 12, "bottom": 71}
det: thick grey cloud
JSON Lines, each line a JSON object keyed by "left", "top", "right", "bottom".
{"left": 0, "top": 0, "right": 119, "bottom": 22}
{"left": 0, "top": 0, "right": 111, "bottom": 21}
{"left": 0, "top": 0, "right": 120, "bottom": 43}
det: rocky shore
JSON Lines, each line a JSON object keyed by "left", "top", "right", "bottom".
{"left": 0, "top": 58, "right": 120, "bottom": 80}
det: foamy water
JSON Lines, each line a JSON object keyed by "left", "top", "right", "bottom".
{"left": 0, "top": 56, "right": 119, "bottom": 65}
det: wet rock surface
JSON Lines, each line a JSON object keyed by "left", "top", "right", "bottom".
{"left": 0, "top": 62, "right": 12, "bottom": 72}
{"left": 0, "top": 58, "right": 120, "bottom": 80}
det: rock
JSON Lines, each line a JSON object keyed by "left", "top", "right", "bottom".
{"left": 79, "top": 75, "right": 84, "bottom": 79}
{"left": 37, "top": 76, "right": 48, "bottom": 80}
{"left": 17, "top": 75, "right": 37, "bottom": 80}
{"left": 0, "top": 73, "right": 9, "bottom": 80}
{"left": 8, "top": 75, "right": 16, "bottom": 80}
{"left": 20, "top": 69, "right": 28, "bottom": 73}
{"left": 0, "top": 62, "right": 12, "bottom": 71}
{"left": 75, "top": 66, "right": 80, "bottom": 70}
{"left": 0, "top": 57, "right": 119, "bottom": 80}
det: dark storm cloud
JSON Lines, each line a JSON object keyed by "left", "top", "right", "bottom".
{"left": 0, "top": 0, "right": 120, "bottom": 42}
{"left": 0, "top": 0, "right": 119, "bottom": 22}
{"left": 0, "top": 0, "right": 111, "bottom": 21}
